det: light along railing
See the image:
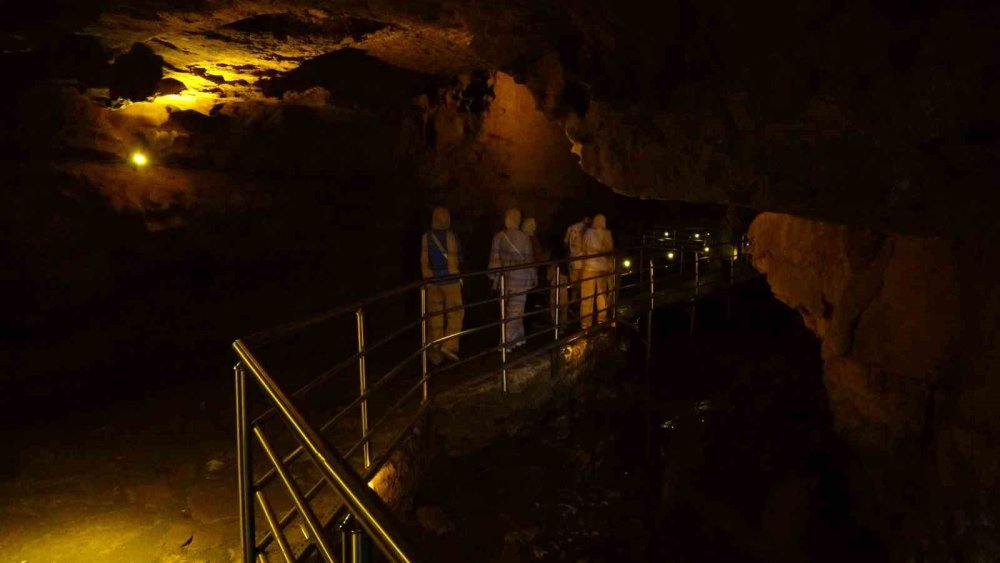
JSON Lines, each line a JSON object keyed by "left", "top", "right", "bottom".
{"left": 233, "top": 233, "right": 756, "bottom": 562}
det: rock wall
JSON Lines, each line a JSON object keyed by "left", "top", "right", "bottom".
{"left": 414, "top": 70, "right": 616, "bottom": 249}
{"left": 749, "top": 211, "right": 1000, "bottom": 556}
{"left": 10, "top": 1, "right": 998, "bottom": 237}
{"left": 479, "top": 1, "right": 1000, "bottom": 239}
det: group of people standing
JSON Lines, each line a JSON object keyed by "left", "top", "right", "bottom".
{"left": 562, "top": 214, "right": 615, "bottom": 329}
{"left": 420, "top": 206, "right": 614, "bottom": 365}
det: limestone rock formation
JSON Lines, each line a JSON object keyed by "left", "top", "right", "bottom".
{"left": 750, "top": 211, "right": 1000, "bottom": 555}
{"left": 4, "top": 1, "right": 997, "bottom": 235}
{"left": 3, "top": 0, "right": 999, "bottom": 557}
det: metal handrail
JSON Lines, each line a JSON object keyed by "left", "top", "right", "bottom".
{"left": 233, "top": 233, "right": 756, "bottom": 562}
{"left": 235, "top": 340, "right": 420, "bottom": 563}
{"left": 242, "top": 246, "right": 649, "bottom": 347}
{"left": 248, "top": 247, "right": 648, "bottom": 424}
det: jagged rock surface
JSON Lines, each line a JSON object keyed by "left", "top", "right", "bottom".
{"left": 4, "top": 1, "right": 997, "bottom": 235}
{"left": 750, "top": 211, "right": 1000, "bottom": 556}
{"left": 3, "top": 1, "right": 1000, "bottom": 557}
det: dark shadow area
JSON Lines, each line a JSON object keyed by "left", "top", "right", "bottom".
{"left": 109, "top": 42, "right": 164, "bottom": 101}
{"left": 1, "top": 153, "right": 706, "bottom": 429}
{"left": 259, "top": 48, "right": 437, "bottom": 108}
{"left": 413, "top": 281, "right": 886, "bottom": 562}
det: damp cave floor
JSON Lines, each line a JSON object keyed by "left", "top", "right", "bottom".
{"left": 0, "top": 267, "right": 766, "bottom": 563}
{"left": 0, "top": 376, "right": 241, "bottom": 563}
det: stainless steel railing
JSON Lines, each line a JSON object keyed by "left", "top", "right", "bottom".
{"left": 233, "top": 233, "right": 755, "bottom": 562}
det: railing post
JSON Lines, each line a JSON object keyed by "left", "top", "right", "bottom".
{"left": 694, "top": 250, "right": 700, "bottom": 297}
{"left": 355, "top": 307, "right": 371, "bottom": 470}
{"left": 690, "top": 251, "right": 699, "bottom": 336}
{"left": 648, "top": 257, "right": 655, "bottom": 309}
{"left": 234, "top": 362, "right": 255, "bottom": 563}
{"left": 728, "top": 245, "right": 736, "bottom": 321}
{"left": 611, "top": 256, "right": 619, "bottom": 323}
{"left": 551, "top": 263, "right": 561, "bottom": 379}
{"left": 553, "top": 264, "right": 561, "bottom": 341}
{"left": 499, "top": 272, "right": 508, "bottom": 393}
{"left": 647, "top": 258, "right": 654, "bottom": 369}
{"left": 639, "top": 245, "right": 645, "bottom": 292}
{"left": 340, "top": 514, "right": 372, "bottom": 563}
{"left": 420, "top": 284, "right": 429, "bottom": 404}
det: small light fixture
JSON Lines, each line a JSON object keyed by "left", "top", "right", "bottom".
{"left": 663, "top": 231, "right": 669, "bottom": 237}
{"left": 667, "top": 251, "right": 675, "bottom": 260}
{"left": 703, "top": 246, "right": 710, "bottom": 253}
{"left": 694, "top": 233, "right": 700, "bottom": 239}
{"left": 622, "top": 259, "right": 632, "bottom": 269}
{"left": 131, "top": 151, "right": 148, "bottom": 166}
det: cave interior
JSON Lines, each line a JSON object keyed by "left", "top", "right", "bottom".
{"left": 1, "top": 0, "right": 999, "bottom": 561}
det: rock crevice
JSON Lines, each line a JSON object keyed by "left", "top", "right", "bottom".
{"left": 749, "top": 212, "right": 970, "bottom": 448}
{"left": 749, "top": 211, "right": 1000, "bottom": 557}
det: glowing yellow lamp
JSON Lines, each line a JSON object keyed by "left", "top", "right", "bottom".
{"left": 667, "top": 251, "right": 675, "bottom": 260}
{"left": 694, "top": 233, "right": 700, "bottom": 239}
{"left": 703, "top": 246, "right": 710, "bottom": 253}
{"left": 131, "top": 151, "right": 148, "bottom": 166}
{"left": 622, "top": 259, "right": 632, "bottom": 269}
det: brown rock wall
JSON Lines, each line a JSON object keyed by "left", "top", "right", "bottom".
{"left": 750, "top": 212, "right": 999, "bottom": 488}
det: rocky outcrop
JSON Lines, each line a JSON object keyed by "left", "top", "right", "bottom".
{"left": 6, "top": 1, "right": 997, "bottom": 236}
{"left": 4, "top": 0, "right": 1000, "bottom": 554}
{"left": 751, "top": 213, "right": 952, "bottom": 445}
{"left": 484, "top": 1, "right": 1000, "bottom": 238}
{"left": 750, "top": 212, "right": 1000, "bottom": 469}
{"left": 750, "top": 211, "right": 1000, "bottom": 556}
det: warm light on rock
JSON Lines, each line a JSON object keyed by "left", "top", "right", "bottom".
{"left": 3, "top": 2, "right": 997, "bottom": 560}
{"left": 368, "top": 462, "right": 397, "bottom": 496}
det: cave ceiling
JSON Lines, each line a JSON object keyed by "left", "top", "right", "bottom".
{"left": 3, "top": 0, "right": 999, "bottom": 237}
{"left": 11, "top": 1, "right": 487, "bottom": 104}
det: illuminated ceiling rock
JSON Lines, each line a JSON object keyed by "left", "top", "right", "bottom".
{"left": 5, "top": 0, "right": 996, "bottom": 235}
{"left": 0, "top": 4, "right": 486, "bottom": 193}
{"left": 84, "top": 4, "right": 480, "bottom": 110}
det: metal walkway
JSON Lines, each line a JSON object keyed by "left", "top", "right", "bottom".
{"left": 232, "top": 230, "right": 755, "bottom": 562}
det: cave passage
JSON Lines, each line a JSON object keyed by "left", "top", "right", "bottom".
{"left": 3, "top": 1, "right": 999, "bottom": 561}
{"left": 413, "top": 282, "right": 872, "bottom": 562}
